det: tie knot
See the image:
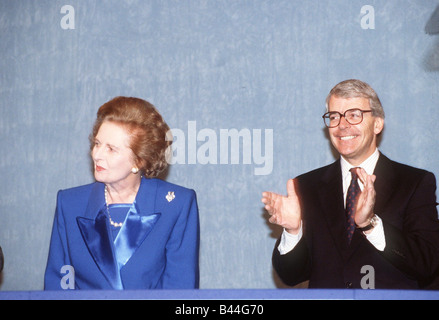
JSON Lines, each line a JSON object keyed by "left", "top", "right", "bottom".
{"left": 350, "top": 167, "right": 359, "bottom": 180}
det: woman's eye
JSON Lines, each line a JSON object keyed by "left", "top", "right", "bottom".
{"left": 108, "top": 146, "right": 118, "bottom": 153}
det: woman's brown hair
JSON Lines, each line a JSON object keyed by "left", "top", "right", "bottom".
{"left": 90, "top": 96, "right": 172, "bottom": 178}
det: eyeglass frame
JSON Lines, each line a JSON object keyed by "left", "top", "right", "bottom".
{"left": 322, "top": 108, "right": 373, "bottom": 128}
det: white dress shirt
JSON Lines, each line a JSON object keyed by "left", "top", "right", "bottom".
{"left": 278, "top": 148, "right": 386, "bottom": 254}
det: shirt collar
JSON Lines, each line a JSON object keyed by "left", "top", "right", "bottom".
{"left": 340, "top": 148, "right": 380, "bottom": 181}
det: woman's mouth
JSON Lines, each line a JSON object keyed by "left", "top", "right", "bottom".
{"left": 95, "top": 165, "right": 106, "bottom": 172}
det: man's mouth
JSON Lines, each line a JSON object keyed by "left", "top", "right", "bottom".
{"left": 339, "top": 135, "right": 358, "bottom": 141}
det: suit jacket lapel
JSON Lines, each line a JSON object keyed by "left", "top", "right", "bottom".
{"left": 135, "top": 177, "right": 159, "bottom": 218}
{"left": 373, "top": 153, "right": 396, "bottom": 216}
{"left": 114, "top": 178, "right": 161, "bottom": 270}
{"left": 346, "top": 153, "right": 397, "bottom": 254}
{"left": 76, "top": 182, "right": 123, "bottom": 289}
{"left": 317, "top": 160, "right": 349, "bottom": 254}
{"left": 76, "top": 179, "right": 163, "bottom": 287}
{"left": 321, "top": 154, "right": 397, "bottom": 256}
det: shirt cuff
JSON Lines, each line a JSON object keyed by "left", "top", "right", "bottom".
{"left": 363, "top": 215, "right": 386, "bottom": 251}
{"left": 278, "top": 222, "right": 303, "bottom": 255}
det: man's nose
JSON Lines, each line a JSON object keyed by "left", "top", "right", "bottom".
{"left": 338, "top": 115, "right": 351, "bottom": 129}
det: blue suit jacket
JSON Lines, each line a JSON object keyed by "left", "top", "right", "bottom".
{"left": 44, "top": 178, "right": 199, "bottom": 290}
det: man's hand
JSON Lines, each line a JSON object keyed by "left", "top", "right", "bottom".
{"left": 354, "top": 168, "right": 377, "bottom": 231}
{"left": 262, "top": 179, "right": 302, "bottom": 234}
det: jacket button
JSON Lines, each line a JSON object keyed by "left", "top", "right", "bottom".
{"left": 345, "top": 281, "right": 353, "bottom": 288}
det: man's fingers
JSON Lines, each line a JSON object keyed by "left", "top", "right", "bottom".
{"left": 286, "top": 179, "right": 296, "bottom": 198}
{"left": 263, "top": 179, "right": 297, "bottom": 227}
{"left": 355, "top": 168, "right": 376, "bottom": 188}
{"left": 355, "top": 167, "right": 367, "bottom": 185}
{"left": 264, "top": 204, "right": 274, "bottom": 214}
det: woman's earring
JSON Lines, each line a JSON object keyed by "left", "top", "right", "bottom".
{"left": 131, "top": 167, "right": 139, "bottom": 174}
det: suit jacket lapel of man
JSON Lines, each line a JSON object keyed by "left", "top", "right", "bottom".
{"left": 317, "top": 159, "right": 349, "bottom": 259}
{"left": 317, "top": 153, "right": 396, "bottom": 261}
{"left": 373, "top": 154, "right": 397, "bottom": 219}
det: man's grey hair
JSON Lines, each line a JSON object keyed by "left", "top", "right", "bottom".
{"left": 325, "top": 79, "right": 385, "bottom": 119}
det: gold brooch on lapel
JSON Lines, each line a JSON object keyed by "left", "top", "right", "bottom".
{"left": 166, "top": 191, "right": 175, "bottom": 202}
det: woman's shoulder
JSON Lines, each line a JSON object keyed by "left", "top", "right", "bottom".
{"left": 148, "top": 178, "right": 197, "bottom": 200}
{"left": 150, "top": 178, "right": 194, "bottom": 191}
{"left": 57, "top": 182, "right": 100, "bottom": 200}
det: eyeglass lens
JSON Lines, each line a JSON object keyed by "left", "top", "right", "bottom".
{"left": 324, "top": 109, "right": 364, "bottom": 128}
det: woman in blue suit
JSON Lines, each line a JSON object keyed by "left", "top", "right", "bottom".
{"left": 44, "top": 97, "right": 199, "bottom": 290}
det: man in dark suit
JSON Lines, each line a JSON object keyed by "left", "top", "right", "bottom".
{"left": 262, "top": 79, "right": 439, "bottom": 289}
{"left": 0, "top": 246, "right": 3, "bottom": 273}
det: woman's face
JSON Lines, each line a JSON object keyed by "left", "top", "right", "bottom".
{"left": 91, "top": 121, "right": 138, "bottom": 188}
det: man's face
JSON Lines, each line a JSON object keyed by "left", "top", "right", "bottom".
{"left": 327, "top": 95, "right": 384, "bottom": 166}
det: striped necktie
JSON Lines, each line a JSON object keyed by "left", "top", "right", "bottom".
{"left": 346, "top": 168, "right": 360, "bottom": 243}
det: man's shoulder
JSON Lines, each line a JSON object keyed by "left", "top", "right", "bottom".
{"left": 295, "top": 161, "right": 339, "bottom": 181}
{"left": 379, "top": 153, "right": 434, "bottom": 179}
{"left": 295, "top": 154, "right": 435, "bottom": 179}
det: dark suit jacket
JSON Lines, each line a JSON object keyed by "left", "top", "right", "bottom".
{"left": 273, "top": 153, "right": 439, "bottom": 289}
{"left": 45, "top": 177, "right": 199, "bottom": 290}
{"left": 0, "top": 246, "right": 3, "bottom": 273}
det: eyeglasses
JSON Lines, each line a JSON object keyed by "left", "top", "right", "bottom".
{"left": 322, "top": 108, "right": 373, "bottom": 128}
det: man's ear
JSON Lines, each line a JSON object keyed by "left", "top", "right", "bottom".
{"left": 374, "top": 117, "right": 384, "bottom": 135}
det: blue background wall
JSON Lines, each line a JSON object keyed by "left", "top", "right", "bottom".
{"left": 1, "top": 0, "right": 438, "bottom": 290}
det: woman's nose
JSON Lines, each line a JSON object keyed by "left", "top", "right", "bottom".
{"left": 92, "top": 145, "right": 103, "bottom": 160}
